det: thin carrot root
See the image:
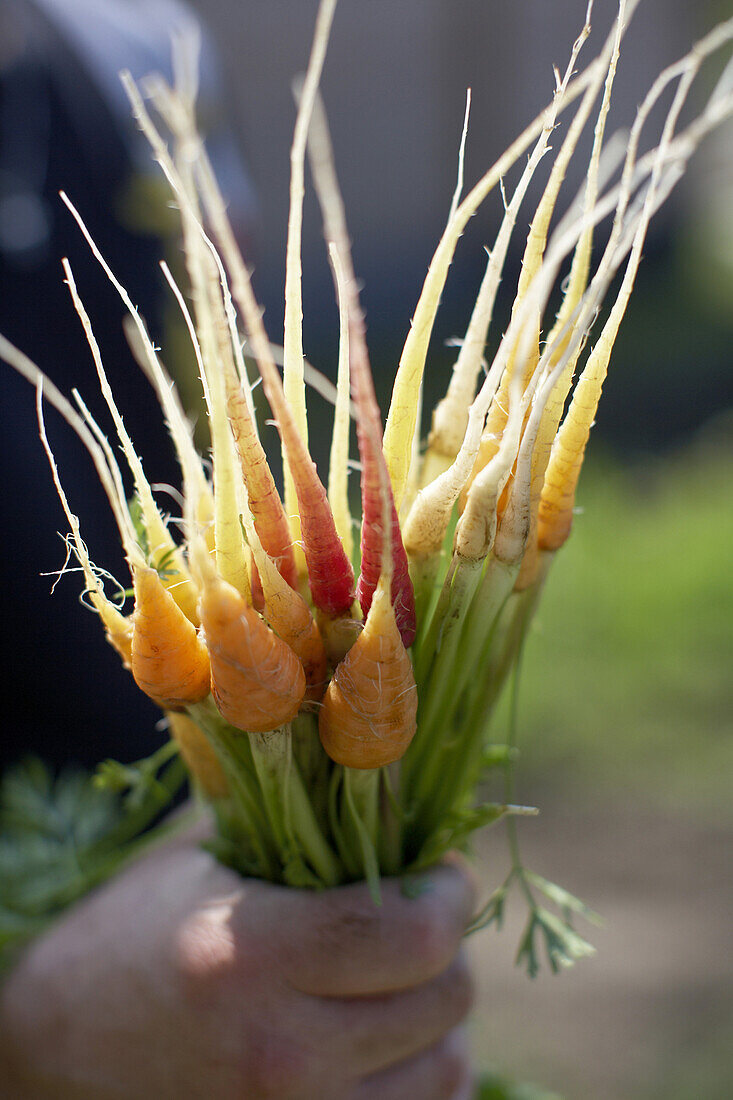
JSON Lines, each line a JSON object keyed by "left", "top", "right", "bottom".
{"left": 166, "top": 710, "right": 229, "bottom": 799}
{"left": 319, "top": 577, "right": 417, "bottom": 769}
{"left": 93, "top": 596, "right": 134, "bottom": 667}
{"left": 198, "top": 566, "right": 306, "bottom": 733}
{"left": 131, "top": 565, "right": 211, "bottom": 709}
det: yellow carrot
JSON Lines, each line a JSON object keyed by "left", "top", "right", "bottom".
{"left": 33, "top": 375, "right": 137, "bottom": 671}
{"left": 281, "top": 0, "right": 338, "bottom": 543}
{"left": 382, "top": 53, "right": 606, "bottom": 510}
{"left": 59, "top": 214, "right": 200, "bottom": 625}
{"left": 166, "top": 710, "right": 229, "bottom": 799}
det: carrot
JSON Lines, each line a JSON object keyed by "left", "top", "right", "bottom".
{"left": 226, "top": 381, "right": 299, "bottom": 591}
{"left": 326, "top": 253, "right": 415, "bottom": 647}
{"left": 95, "top": 600, "right": 134, "bottom": 668}
{"left": 251, "top": 356, "right": 356, "bottom": 618}
{"left": 166, "top": 710, "right": 229, "bottom": 799}
{"left": 131, "top": 565, "right": 211, "bottom": 709}
{"left": 357, "top": 489, "right": 415, "bottom": 649}
{"left": 59, "top": 220, "right": 200, "bottom": 626}
{"left": 170, "top": 108, "right": 354, "bottom": 618}
{"left": 265, "top": 594, "right": 327, "bottom": 704}
{"left": 281, "top": 0, "right": 338, "bottom": 541}
{"left": 319, "top": 315, "right": 417, "bottom": 770}
{"left": 196, "top": 548, "right": 306, "bottom": 733}
{"left": 305, "top": 100, "right": 416, "bottom": 646}
{"left": 250, "top": 554, "right": 266, "bottom": 612}
{"left": 319, "top": 573, "right": 417, "bottom": 769}
{"left": 381, "top": 58, "right": 604, "bottom": 512}
{"left": 240, "top": 501, "right": 328, "bottom": 701}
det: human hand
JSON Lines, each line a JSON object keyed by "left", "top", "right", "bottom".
{"left": 0, "top": 819, "right": 476, "bottom": 1099}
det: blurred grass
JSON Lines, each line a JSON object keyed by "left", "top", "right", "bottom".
{"left": 494, "top": 427, "right": 733, "bottom": 816}
{"left": 475, "top": 1074, "right": 561, "bottom": 1100}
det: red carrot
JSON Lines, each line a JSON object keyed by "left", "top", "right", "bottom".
{"left": 355, "top": 428, "right": 416, "bottom": 649}
{"left": 327, "top": 247, "right": 416, "bottom": 647}
{"left": 253, "top": 356, "right": 355, "bottom": 619}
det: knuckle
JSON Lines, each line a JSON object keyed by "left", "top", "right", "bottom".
{"left": 239, "top": 1030, "right": 312, "bottom": 1099}
{"left": 321, "top": 899, "right": 380, "bottom": 952}
{"left": 433, "top": 1031, "right": 473, "bottom": 1099}
{"left": 444, "top": 955, "right": 475, "bottom": 1022}
{"left": 435, "top": 1047, "right": 468, "bottom": 1098}
{"left": 409, "top": 906, "right": 458, "bottom": 974}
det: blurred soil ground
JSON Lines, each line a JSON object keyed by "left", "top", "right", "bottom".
{"left": 468, "top": 801, "right": 733, "bottom": 1099}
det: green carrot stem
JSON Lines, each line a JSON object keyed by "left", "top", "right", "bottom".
{"left": 250, "top": 726, "right": 342, "bottom": 887}
{"left": 328, "top": 767, "right": 361, "bottom": 878}
{"left": 451, "top": 556, "right": 520, "bottom": 703}
{"left": 188, "top": 701, "right": 278, "bottom": 879}
{"left": 249, "top": 727, "right": 291, "bottom": 853}
{"left": 409, "top": 551, "right": 443, "bottom": 650}
{"left": 465, "top": 564, "right": 548, "bottom": 741}
{"left": 291, "top": 711, "right": 330, "bottom": 829}
{"left": 415, "top": 557, "right": 484, "bottom": 739}
{"left": 405, "top": 558, "right": 524, "bottom": 848}
{"left": 378, "top": 763, "right": 403, "bottom": 876}
{"left": 344, "top": 767, "right": 379, "bottom": 844}
{"left": 342, "top": 767, "right": 381, "bottom": 902}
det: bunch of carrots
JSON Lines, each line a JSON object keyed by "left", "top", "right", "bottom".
{"left": 2, "top": 0, "right": 731, "bottom": 904}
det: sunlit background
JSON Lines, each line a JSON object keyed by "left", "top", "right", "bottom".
{"left": 1, "top": 1, "right": 731, "bottom": 1096}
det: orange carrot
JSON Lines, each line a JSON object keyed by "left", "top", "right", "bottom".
{"left": 319, "top": 575, "right": 417, "bottom": 769}
{"left": 131, "top": 565, "right": 211, "bottom": 709}
{"left": 198, "top": 563, "right": 306, "bottom": 733}
{"left": 265, "top": 594, "right": 327, "bottom": 704}
{"left": 240, "top": 499, "right": 329, "bottom": 701}
{"left": 226, "top": 382, "right": 299, "bottom": 591}
{"left": 249, "top": 542, "right": 328, "bottom": 702}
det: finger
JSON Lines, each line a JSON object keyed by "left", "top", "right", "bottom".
{"left": 250, "top": 863, "right": 476, "bottom": 996}
{"left": 354, "top": 1027, "right": 474, "bottom": 1100}
{"left": 319, "top": 952, "right": 474, "bottom": 1077}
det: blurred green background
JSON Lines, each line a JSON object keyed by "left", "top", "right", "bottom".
{"left": 466, "top": 432, "right": 733, "bottom": 1099}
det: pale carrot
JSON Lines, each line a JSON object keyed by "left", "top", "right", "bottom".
{"left": 59, "top": 216, "right": 200, "bottom": 625}
{"left": 166, "top": 710, "right": 229, "bottom": 799}
{"left": 151, "top": 80, "right": 355, "bottom": 620}
{"left": 381, "top": 54, "right": 606, "bottom": 511}
{"left": 281, "top": 0, "right": 338, "bottom": 541}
